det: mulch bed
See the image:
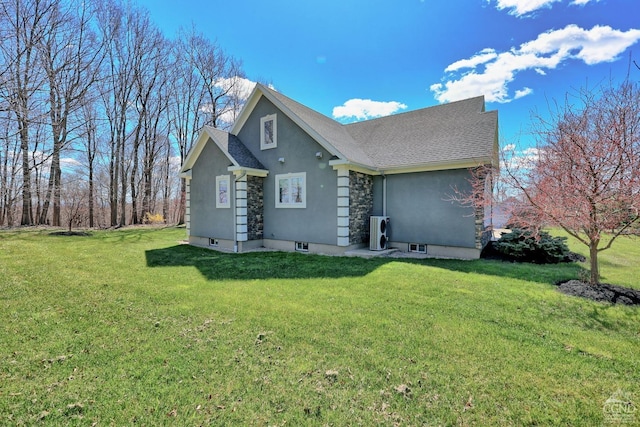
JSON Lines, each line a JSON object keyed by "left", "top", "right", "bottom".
{"left": 481, "top": 242, "right": 639, "bottom": 306}
{"left": 556, "top": 280, "right": 640, "bottom": 306}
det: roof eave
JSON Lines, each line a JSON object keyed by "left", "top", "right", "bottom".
{"left": 228, "top": 166, "right": 269, "bottom": 177}
{"left": 380, "top": 157, "right": 494, "bottom": 175}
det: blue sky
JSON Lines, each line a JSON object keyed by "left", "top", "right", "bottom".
{"left": 137, "top": 0, "right": 640, "bottom": 150}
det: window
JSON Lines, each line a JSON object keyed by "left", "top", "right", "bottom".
{"left": 216, "top": 175, "right": 230, "bottom": 208}
{"left": 260, "top": 114, "right": 277, "bottom": 150}
{"left": 295, "top": 241, "right": 309, "bottom": 252}
{"left": 275, "top": 172, "right": 306, "bottom": 208}
{"left": 209, "top": 238, "right": 219, "bottom": 247}
{"left": 409, "top": 243, "right": 427, "bottom": 254}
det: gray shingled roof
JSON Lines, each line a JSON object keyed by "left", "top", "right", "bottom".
{"left": 344, "top": 96, "right": 498, "bottom": 169}
{"left": 258, "top": 85, "right": 497, "bottom": 171}
{"left": 204, "top": 125, "right": 265, "bottom": 170}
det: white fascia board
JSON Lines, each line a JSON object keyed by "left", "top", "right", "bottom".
{"left": 241, "top": 84, "right": 342, "bottom": 160}
{"left": 380, "top": 157, "right": 493, "bottom": 175}
{"left": 180, "top": 126, "right": 240, "bottom": 173}
{"left": 230, "top": 84, "right": 263, "bottom": 134}
{"left": 228, "top": 166, "right": 269, "bottom": 177}
{"left": 329, "top": 157, "right": 493, "bottom": 175}
{"left": 179, "top": 129, "right": 209, "bottom": 173}
{"left": 181, "top": 126, "right": 242, "bottom": 174}
{"left": 180, "top": 169, "right": 192, "bottom": 179}
{"left": 329, "top": 159, "right": 379, "bottom": 175}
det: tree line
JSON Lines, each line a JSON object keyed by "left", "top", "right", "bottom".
{"left": 0, "top": 0, "right": 249, "bottom": 228}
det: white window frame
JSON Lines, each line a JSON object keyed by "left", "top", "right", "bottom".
{"left": 275, "top": 172, "right": 306, "bottom": 208}
{"left": 260, "top": 114, "right": 277, "bottom": 150}
{"left": 409, "top": 243, "right": 427, "bottom": 254}
{"left": 295, "top": 241, "right": 309, "bottom": 252}
{"left": 216, "top": 175, "right": 230, "bottom": 208}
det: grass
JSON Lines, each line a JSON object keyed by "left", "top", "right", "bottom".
{"left": 0, "top": 226, "right": 638, "bottom": 425}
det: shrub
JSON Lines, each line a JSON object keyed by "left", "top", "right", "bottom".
{"left": 494, "top": 228, "right": 570, "bottom": 264}
{"left": 144, "top": 212, "right": 165, "bottom": 225}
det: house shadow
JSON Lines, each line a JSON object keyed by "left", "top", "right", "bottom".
{"left": 145, "top": 243, "right": 585, "bottom": 284}
{"left": 145, "top": 244, "right": 391, "bottom": 280}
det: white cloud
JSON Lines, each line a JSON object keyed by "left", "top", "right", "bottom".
{"left": 492, "top": 0, "right": 599, "bottom": 17}
{"left": 514, "top": 87, "right": 533, "bottom": 99}
{"left": 213, "top": 76, "right": 256, "bottom": 102}
{"left": 332, "top": 99, "right": 408, "bottom": 121}
{"left": 445, "top": 48, "right": 498, "bottom": 72}
{"left": 494, "top": 0, "right": 560, "bottom": 16}
{"left": 431, "top": 24, "right": 640, "bottom": 104}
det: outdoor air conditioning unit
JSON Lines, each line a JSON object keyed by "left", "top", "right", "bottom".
{"left": 370, "top": 216, "right": 390, "bottom": 250}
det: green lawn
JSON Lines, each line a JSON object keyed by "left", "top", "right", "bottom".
{"left": 0, "top": 227, "right": 638, "bottom": 425}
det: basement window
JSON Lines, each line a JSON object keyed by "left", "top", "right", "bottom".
{"left": 409, "top": 243, "right": 427, "bottom": 254}
{"left": 209, "top": 238, "right": 219, "bottom": 247}
{"left": 295, "top": 241, "right": 309, "bottom": 252}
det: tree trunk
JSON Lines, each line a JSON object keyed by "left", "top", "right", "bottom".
{"left": 20, "top": 127, "right": 33, "bottom": 226}
{"left": 589, "top": 243, "right": 600, "bottom": 285}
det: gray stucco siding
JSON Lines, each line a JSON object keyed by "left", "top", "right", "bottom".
{"left": 237, "top": 96, "right": 337, "bottom": 245}
{"left": 189, "top": 139, "right": 235, "bottom": 240}
{"left": 379, "top": 169, "right": 477, "bottom": 248}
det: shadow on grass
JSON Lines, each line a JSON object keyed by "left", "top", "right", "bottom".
{"left": 146, "top": 244, "right": 586, "bottom": 283}
{"left": 145, "top": 244, "right": 393, "bottom": 280}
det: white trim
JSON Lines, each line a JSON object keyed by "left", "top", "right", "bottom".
{"left": 275, "top": 172, "right": 306, "bottom": 208}
{"left": 260, "top": 114, "right": 277, "bottom": 150}
{"left": 228, "top": 166, "right": 269, "bottom": 177}
{"left": 329, "top": 158, "right": 494, "bottom": 175}
{"left": 215, "top": 175, "right": 231, "bottom": 208}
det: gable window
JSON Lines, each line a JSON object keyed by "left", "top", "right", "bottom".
{"left": 216, "top": 175, "right": 230, "bottom": 208}
{"left": 260, "top": 114, "right": 277, "bottom": 150}
{"left": 276, "top": 172, "right": 306, "bottom": 208}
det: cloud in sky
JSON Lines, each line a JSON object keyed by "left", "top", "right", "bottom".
{"left": 492, "top": 0, "right": 599, "bottom": 17}
{"left": 332, "top": 99, "right": 408, "bottom": 121}
{"left": 213, "top": 76, "right": 257, "bottom": 101}
{"left": 431, "top": 24, "right": 640, "bottom": 104}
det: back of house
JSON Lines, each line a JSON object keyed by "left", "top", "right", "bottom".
{"left": 180, "top": 84, "right": 498, "bottom": 258}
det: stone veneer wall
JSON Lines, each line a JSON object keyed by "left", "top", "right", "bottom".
{"left": 247, "top": 176, "right": 264, "bottom": 240}
{"left": 349, "top": 171, "right": 373, "bottom": 244}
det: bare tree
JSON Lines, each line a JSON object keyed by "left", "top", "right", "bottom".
{"left": 170, "top": 27, "right": 246, "bottom": 224}
{"left": 504, "top": 81, "right": 640, "bottom": 285}
{"left": 0, "top": 0, "right": 54, "bottom": 225}
{"left": 36, "top": 0, "right": 103, "bottom": 226}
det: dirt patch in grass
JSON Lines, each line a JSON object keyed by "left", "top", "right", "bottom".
{"left": 556, "top": 280, "right": 640, "bottom": 305}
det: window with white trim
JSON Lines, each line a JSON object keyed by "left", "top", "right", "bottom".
{"left": 216, "top": 175, "right": 230, "bottom": 208}
{"left": 409, "top": 243, "right": 427, "bottom": 254}
{"left": 295, "top": 241, "right": 309, "bottom": 252}
{"left": 260, "top": 114, "right": 277, "bottom": 150}
{"left": 276, "top": 172, "right": 306, "bottom": 208}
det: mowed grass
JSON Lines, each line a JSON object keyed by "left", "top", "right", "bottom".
{"left": 0, "top": 227, "right": 638, "bottom": 425}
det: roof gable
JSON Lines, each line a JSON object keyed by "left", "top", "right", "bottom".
{"left": 232, "top": 84, "right": 374, "bottom": 167}
{"left": 186, "top": 85, "right": 498, "bottom": 175}
{"left": 180, "top": 125, "right": 265, "bottom": 174}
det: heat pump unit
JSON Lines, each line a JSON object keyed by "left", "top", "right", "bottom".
{"left": 370, "top": 216, "right": 390, "bottom": 250}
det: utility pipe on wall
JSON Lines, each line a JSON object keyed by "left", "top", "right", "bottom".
{"left": 382, "top": 173, "right": 387, "bottom": 217}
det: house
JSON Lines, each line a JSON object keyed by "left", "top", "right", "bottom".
{"left": 179, "top": 84, "right": 498, "bottom": 259}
